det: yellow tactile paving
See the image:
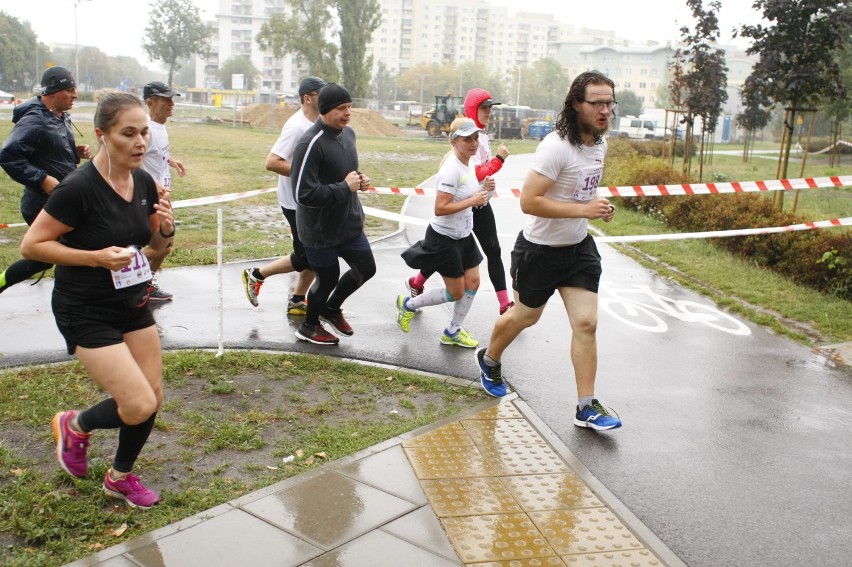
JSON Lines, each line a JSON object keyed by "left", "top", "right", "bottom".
{"left": 529, "top": 508, "right": 644, "bottom": 555}
{"left": 464, "top": 403, "right": 525, "bottom": 420}
{"left": 462, "top": 417, "right": 547, "bottom": 446}
{"left": 403, "top": 401, "right": 666, "bottom": 567}
{"left": 402, "top": 422, "right": 477, "bottom": 447}
{"left": 420, "top": 478, "right": 524, "bottom": 517}
{"left": 500, "top": 473, "right": 603, "bottom": 511}
{"left": 465, "top": 558, "right": 567, "bottom": 567}
{"left": 403, "top": 445, "right": 494, "bottom": 479}
{"left": 562, "top": 549, "right": 663, "bottom": 566}
{"left": 478, "top": 444, "right": 574, "bottom": 476}
{"left": 442, "top": 513, "right": 556, "bottom": 563}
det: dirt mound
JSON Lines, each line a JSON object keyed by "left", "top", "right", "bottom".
{"left": 241, "top": 104, "right": 402, "bottom": 137}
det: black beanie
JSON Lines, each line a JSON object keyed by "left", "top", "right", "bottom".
{"left": 318, "top": 83, "right": 352, "bottom": 115}
{"left": 40, "top": 67, "right": 76, "bottom": 95}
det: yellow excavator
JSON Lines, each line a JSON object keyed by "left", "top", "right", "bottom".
{"left": 421, "top": 94, "right": 465, "bottom": 137}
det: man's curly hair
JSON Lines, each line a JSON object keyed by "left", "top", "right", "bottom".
{"left": 554, "top": 71, "right": 615, "bottom": 147}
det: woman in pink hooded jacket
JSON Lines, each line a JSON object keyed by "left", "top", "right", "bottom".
{"left": 405, "top": 88, "right": 514, "bottom": 315}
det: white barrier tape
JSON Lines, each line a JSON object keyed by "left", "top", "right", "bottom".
{"left": 594, "top": 217, "right": 852, "bottom": 243}
{"left": 171, "top": 187, "right": 277, "bottom": 209}
{"left": 363, "top": 205, "right": 852, "bottom": 244}
{"left": 795, "top": 140, "right": 851, "bottom": 155}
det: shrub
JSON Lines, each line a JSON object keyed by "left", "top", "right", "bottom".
{"left": 666, "top": 193, "right": 852, "bottom": 300}
{"left": 602, "top": 153, "right": 852, "bottom": 300}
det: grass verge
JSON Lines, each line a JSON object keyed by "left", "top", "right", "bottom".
{"left": 0, "top": 350, "right": 488, "bottom": 566}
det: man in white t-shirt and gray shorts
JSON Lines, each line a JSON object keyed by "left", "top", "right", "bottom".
{"left": 475, "top": 71, "right": 622, "bottom": 431}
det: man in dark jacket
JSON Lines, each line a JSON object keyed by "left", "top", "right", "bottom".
{"left": 290, "top": 83, "right": 376, "bottom": 345}
{"left": 0, "top": 67, "right": 91, "bottom": 293}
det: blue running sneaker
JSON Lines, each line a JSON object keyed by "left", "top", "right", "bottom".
{"left": 475, "top": 347, "right": 507, "bottom": 397}
{"left": 574, "top": 399, "right": 622, "bottom": 430}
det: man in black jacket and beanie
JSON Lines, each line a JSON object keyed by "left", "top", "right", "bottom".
{"left": 0, "top": 66, "right": 91, "bottom": 293}
{"left": 290, "top": 83, "right": 376, "bottom": 345}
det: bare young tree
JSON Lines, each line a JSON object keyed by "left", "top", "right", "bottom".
{"left": 678, "top": 0, "right": 729, "bottom": 180}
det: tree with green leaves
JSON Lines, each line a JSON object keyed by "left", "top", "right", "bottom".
{"left": 518, "top": 59, "right": 570, "bottom": 111}
{"left": 217, "top": 57, "right": 261, "bottom": 90}
{"left": 0, "top": 12, "right": 49, "bottom": 93}
{"left": 736, "top": 75, "right": 772, "bottom": 162}
{"left": 370, "top": 61, "right": 394, "bottom": 101}
{"left": 337, "top": 0, "right": 381, "bottom": 99}
{"left": 738, "top": 0, "right": 852, "bottom": 184}
{"left": 395, "top": 62, "right": 506, "bottom": 106}
{"left": 142, "top": 0, "right": 211, "bottom": 86}
{"left": 615, "top": 90, "right": 643, "bottom": 117}
{"left": 672, "top": 0, "right": 728, "bottom": 179}
{"left": 256, "top": 0, "right": 382, "bottom": 97}
{"left": 256, "top": 0, "right": 340, "bottom": 85}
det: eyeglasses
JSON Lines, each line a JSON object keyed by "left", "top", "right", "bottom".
{"left": 583, "top": 100, "right": 618, "bottom": 110}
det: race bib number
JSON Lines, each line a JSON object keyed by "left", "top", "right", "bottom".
{"left": 572, "top": 165, "right": 604, "bottom": 201}
{"left": 111, "top": 246, "right": 152, "bottom": 290}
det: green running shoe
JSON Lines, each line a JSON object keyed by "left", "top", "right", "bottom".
{"left": 396, "top": 295, "right": 415, "bottom": 332}
{"left": 440, "top": 327, "right": 478, "bottom": 348}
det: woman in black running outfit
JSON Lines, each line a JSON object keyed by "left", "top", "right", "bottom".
{"left": 21, "top": 92, "right": 174, "bottom": 509}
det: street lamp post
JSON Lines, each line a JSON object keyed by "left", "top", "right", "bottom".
{"left": 516, "top": 66, "right": 522, "bottom": 106}
{"left": 72, "top": 0, "right": 93, "bottom": 87}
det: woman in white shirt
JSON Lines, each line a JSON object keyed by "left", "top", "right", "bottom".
{"left": 395, "top": 117, "right": 493, "bottom": 348}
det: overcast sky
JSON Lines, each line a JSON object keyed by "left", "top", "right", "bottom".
{"left": 6, "top": 0, "right": 764, "bottom": 74}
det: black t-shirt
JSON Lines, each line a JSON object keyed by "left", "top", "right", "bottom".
{"left": 43, "top": 161, "right": 158, "bottom": 304}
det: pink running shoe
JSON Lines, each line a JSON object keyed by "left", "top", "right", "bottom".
{"left": 52, "top": 410, "right": 90, "bottom": 478}
{"left": 103, "top": 471, "right": 160, "bottom": 509}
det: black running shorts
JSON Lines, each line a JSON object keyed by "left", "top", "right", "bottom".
{"left": 52, "top": 293, "right": 156, "bottom": 354}
{"left": 509, "top": 232, "right": 602, "bottom": 309}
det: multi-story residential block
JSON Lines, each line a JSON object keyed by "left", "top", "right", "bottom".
{"left": 194, "top": 0, "right": 753, "bottom": 115}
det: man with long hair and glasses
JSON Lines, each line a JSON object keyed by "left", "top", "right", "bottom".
{"left": 475, "top": 71, "right": 622, "bottom": 431}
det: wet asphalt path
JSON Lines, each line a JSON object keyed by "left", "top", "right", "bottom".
{"left": 1, "top": 154, "right": 851, "bottom": 566}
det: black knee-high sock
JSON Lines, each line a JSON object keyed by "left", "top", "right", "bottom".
{"left": 113, "top": 412, "right": 157, "bottom": 474}
{"left": 76, "top": 398, "right": 124, "bottom": 432}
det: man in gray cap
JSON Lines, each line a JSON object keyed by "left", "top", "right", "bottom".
{"left": 289, "top": 83, "right": 375, "bottom": 345}
{"left": 140, "top": 81, "right": 185, "bottom": 302}
{"left": 0, "top": 66, "right": 91, "bottom": 294}
{"left": 241, "top": 76, "right": 325, "bottom": 314}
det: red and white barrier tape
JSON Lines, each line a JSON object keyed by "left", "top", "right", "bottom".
{"left": 362, "top": 205, "right": 851, "bottom": 243}
{"left": 2, "top": 175, "right": 850, "bottom": 231}
{"left": 362, "top": 174, "right": 852, "bottom": 198}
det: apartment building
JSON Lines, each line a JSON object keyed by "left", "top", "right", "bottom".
{"left": 196, "top": 0, "right": 575, "bottom": 98}
{"left": 195, "top": 0, "right": 751, "bottom": 111}
{"left": 194, "top": 0, "right": 305, "bottom": 99}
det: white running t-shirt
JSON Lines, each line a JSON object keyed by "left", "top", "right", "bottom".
{"left": 429, "top": 154, "right": 479, "bottom": 240}
{"left": 523, "top": 132, "right": 607, "bottom": 246}
{"left": 271, "top": 109, "right": 314, "bottom": 210}
{"left": 142, "top": 118, "right": 171, "bottom": 188}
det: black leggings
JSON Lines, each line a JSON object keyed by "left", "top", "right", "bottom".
{"left": 1, "top": 210, "right": 52, "bottom": 289}
{"left": 420, "top": 202, "right": 507, "bottom": 292}
{"left": 306, "top": 247, "right": 376, "bottom": 325}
